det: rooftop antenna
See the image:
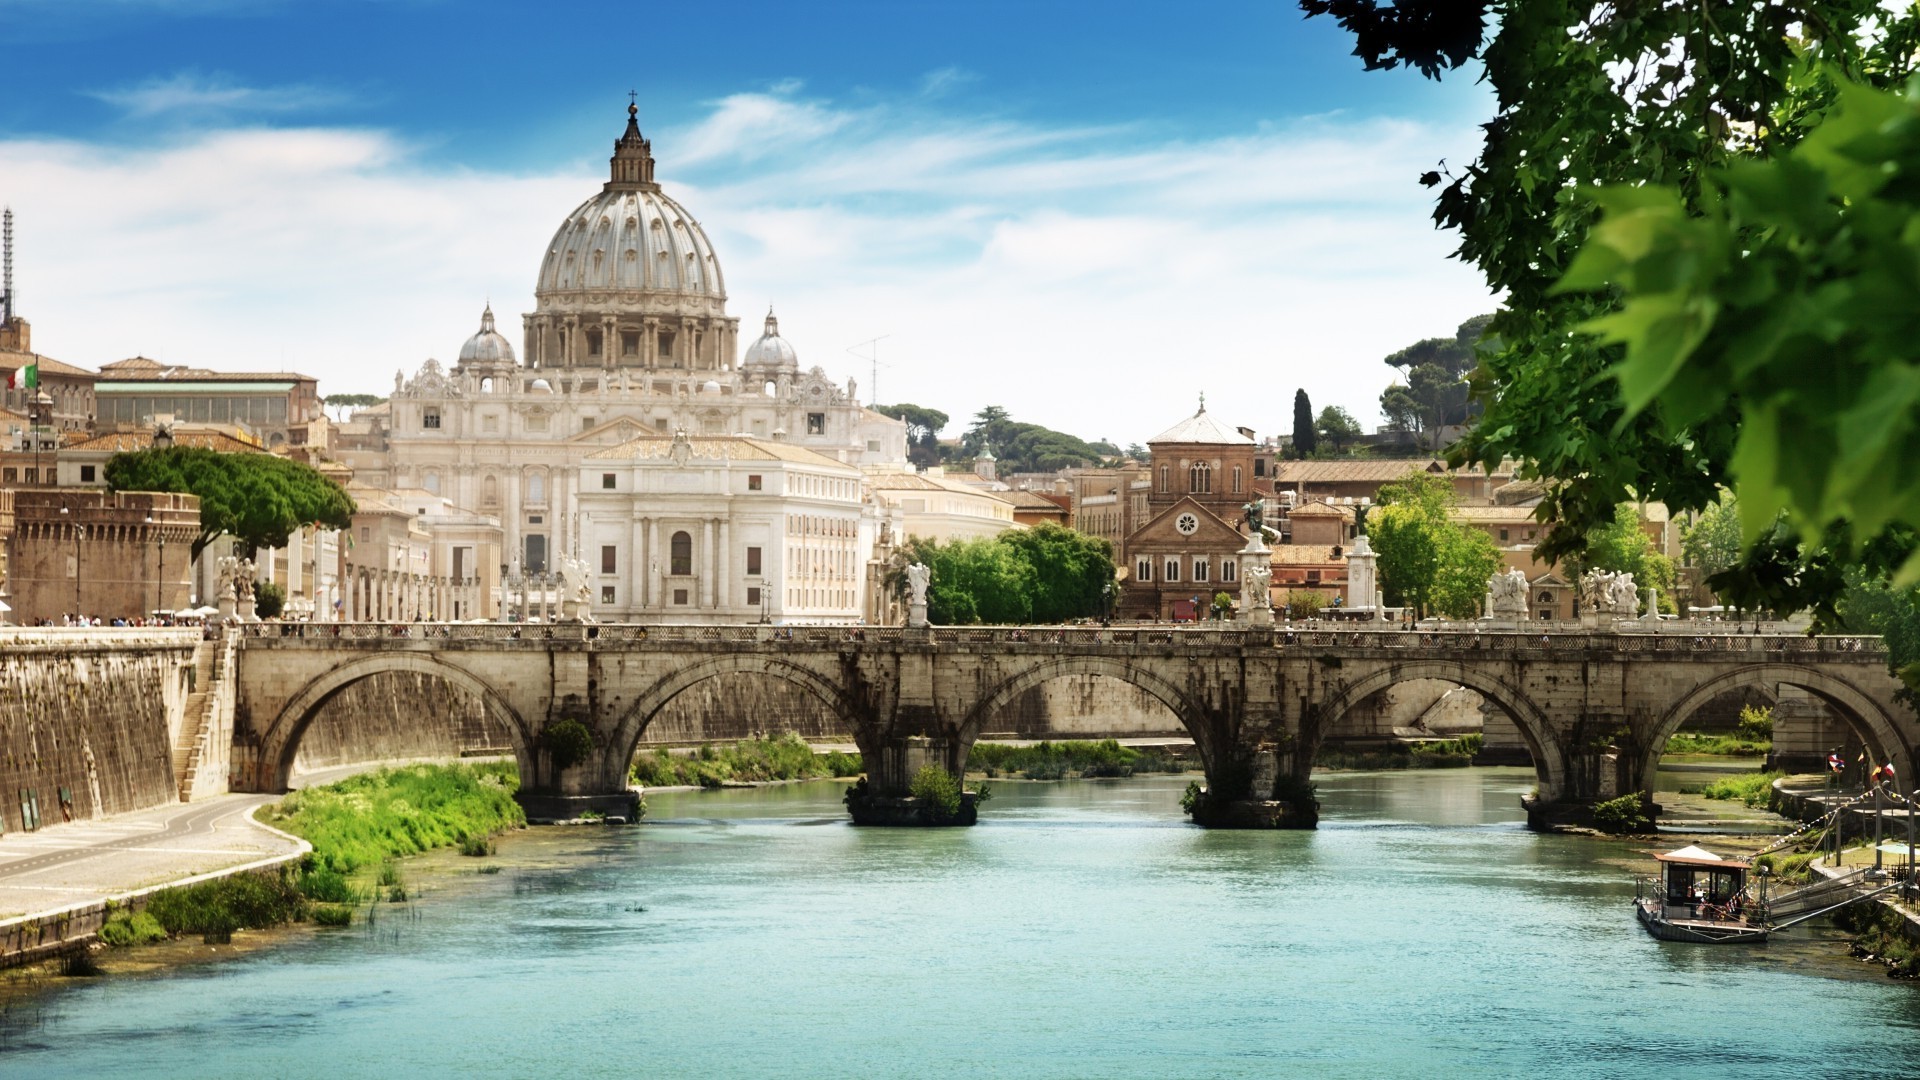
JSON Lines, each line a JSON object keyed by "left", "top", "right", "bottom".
{"left": 2, "top": 206, "right": 13, "bottom": 326}
{"left": 846, "top": 335, "right": 891, "bottom": 406}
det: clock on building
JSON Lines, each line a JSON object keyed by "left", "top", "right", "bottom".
{"left": 1174, "top": 512, "right": 1199, "bottom": 535}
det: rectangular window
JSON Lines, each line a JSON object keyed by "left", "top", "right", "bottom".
{"left": 79, "top": 465, "right": 96, "bottom": 483}
{"left": 746, "top": 546, "right": 762, "bottom": 575}
{"left": 423, "top": 408, "right": 441, "bottom": 429}
{"left": 1194, "top": 559, "right": 1209, "bottom": 582}
{"left": 622, "top": 331, "right": 640, "bottom": 357}
{"left": 602, "top": 473, "right": 617, "bottom": 489}
{"left": 528, "top": 515, "right": 543, "bottom": 525}
{"left": 601, "top": 545, "right": 618, "bottom": 574}
{"left": 806, "top": 412, "right": 826, "bottom": 435}
{"left": 659, "top": 331, "right": 678, "bottom": 364}
{"left": 673, "top": 588, "right": 689, "bottom": 605}
{"left": 1254, "top": 458, "right": 1266, "bottom": 478}
{"left": 584, "top": 417, "right": 597, "bottom": 431}
{"left": 747, "top": 474, "right": 762, "bottom": 491}
{"left": 747, "top": 586, "right": 761, "bottom": 607}
{"left": 601, "top": 586, "right": 616, "bottom": 604}
{"left": 1499, "top": 528, "right": 1510, "bottom": 542}
{"left": 359, "top": 527, "right": 370, "bottom": 543}
{"left": 1136, "top": 557, "right": 1152, "bottom": 583}
{"left": 1164, "top": 558, "right": 1180, "bottom": 583}
{"left": 482, "top": 415, "right": 499, "bottom": 433}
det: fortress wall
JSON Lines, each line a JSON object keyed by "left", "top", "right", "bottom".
{"left": 0, "top": 631, "right": 195, "bottom": 831}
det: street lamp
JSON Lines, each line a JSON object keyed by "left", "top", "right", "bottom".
{"left": 146, "top": 514, "right": 159, "bottom": 622}
{"left": 59, "top": 504, "right": 78, "bottom": 623}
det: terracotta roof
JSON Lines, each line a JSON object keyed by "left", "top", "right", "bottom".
{"left": 1001, "top": 490, "right": 1069, "bottom": 511}
{"left": 1272, "top": 459, "right": 1451, "bottom": 483}
{"left": 66, "top": 430, "right": 265, "bottom": 454}
{"left": 587, "top": 434, "right": 850, "bottom": 469}
{"left": 1286, "top": 500, "right": 1354, "bottom": 518}
{"left": 95, "top": 356, "right": 316, "bottom": 382}
{"left": 866, "top": 470, "right": 1006, "bottom": 497}
{"left": 0, "top": 351, "right": 96, "bottom": 379}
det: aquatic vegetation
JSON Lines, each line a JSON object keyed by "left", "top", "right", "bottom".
{"left": 1590, "top": 793, "right": 1653, "bottom": 834}
{"left": 310, "top": 904, "right": 353, "bottom": 927}
{"left": 909, "top": 765, "right": 962, "bottom": 821}
{"left": 144, "top": 869, "right": 309, "bottom": 944}
{"left": 97, "top": 910, "right": 167, "bottom": 947}
{"left": 628, "top": 733, "right": 863, "bottom": 788}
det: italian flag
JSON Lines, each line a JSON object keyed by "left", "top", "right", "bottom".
{"left": 6, "top": 362, "right": 36, "bottom": 390}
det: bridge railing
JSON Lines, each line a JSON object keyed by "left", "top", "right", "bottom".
{"left": 230, "top": 621, "right": 1885, "bottom": 656}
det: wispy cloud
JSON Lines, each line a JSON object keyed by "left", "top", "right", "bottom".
{"left": 919, "top": 66, "right": 978, "bottom": 98}
{"left": 0, "top": 87, "right": 1492, "bottom": 442}
{"left": 90, "top": 71, "right": 349, "bottom": 118}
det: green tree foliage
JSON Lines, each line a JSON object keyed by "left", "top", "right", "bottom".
{"left": 1682, "top": 492, "right": 1745, "bottom": 581}
{"left": 1834, "top": 566, "right": 1920, "bottom": 703}
{"left": 253, "top": 580, "right": 286, "bottom": 619}
{"left": 1304, "top": 1, "right": 1920, "bottom": 579}
{"left": 1291, "top": 389, "right": 1317, "bottom": 458}
{"left": 1377, "top": 316, "right": 1487, "bottom": 453}
{"left": 960, "top": 405, "right": 1115, "bottom": 473}
{"left": 322, "top": 393, "right": 385, "bottom": 422}
{"left": 1368, "top": 472, "right": 1499, "bottom": 619}
{"left": 903, "top": 525, "right": 1115, "bottom": 625}
{"left": 1314, "top": 406, "right": 1363, "bottom": 453}
{"left": 1282, "top": 590, "right": 1328, "bottom": 619}
{"left": 872, "top": 403, "right": 949, "bottom": 468}
{"left": 104, "top": 446, "right": 356, "bottom": 560}
{"left": 1576, "top": 504, "right": 1677, "bottom": 614}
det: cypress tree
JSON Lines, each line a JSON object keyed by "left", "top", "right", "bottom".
{"left": 1292, "top": 389, "right": 1317, "bottom": 458}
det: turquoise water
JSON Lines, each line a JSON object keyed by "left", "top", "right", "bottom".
{"left": 6, "top": 769, "right": 1920, "bottom": 1078}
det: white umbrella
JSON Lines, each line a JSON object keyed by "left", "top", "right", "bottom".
{"left": 192, "top": 605, "right": 219, "bottom": 617}
{"left": 174, "top": 607, "right": 200, "bottom": 619}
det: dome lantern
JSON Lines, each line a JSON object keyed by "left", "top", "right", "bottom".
{"left": 608, "top": 100, "right": 657, "bottom": 192}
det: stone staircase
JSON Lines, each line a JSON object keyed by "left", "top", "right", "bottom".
{"left": 172, "top": 633, "right": 233, "bottom": 801}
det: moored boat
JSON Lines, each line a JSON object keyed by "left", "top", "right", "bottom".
{"left": 1634, "top": 845, "right": 1769, "bottom": 944}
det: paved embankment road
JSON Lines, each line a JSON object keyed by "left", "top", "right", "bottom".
{"left": 0, "top": 794, "right": 298, "bottom": 918}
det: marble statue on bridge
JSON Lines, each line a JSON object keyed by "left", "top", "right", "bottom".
{"left": 1489, "top": 567, "right": 1529, "bottom": 618}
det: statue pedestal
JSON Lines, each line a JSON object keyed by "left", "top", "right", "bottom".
{"left": 907, "top": 601, "right": 928, "bottom": 629}
{"left": 218, "top": 595, "right": 236, "bottom": 622}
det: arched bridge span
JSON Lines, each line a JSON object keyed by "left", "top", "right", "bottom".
{"left": 233, "top": 624, "right": 1907, "bottom": 828}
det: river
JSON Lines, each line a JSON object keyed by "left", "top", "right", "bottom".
{"left": 5, "top": 768, "right": 1920, "bottom": 1078}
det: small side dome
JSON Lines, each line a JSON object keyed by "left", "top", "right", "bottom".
{"left": 701, "top": 379, "right": 722, "bottom": 394}
{"left": 458, "top": 305, "right": 517, "bottom": 366}
{"left": 742, "top": 308, "right": 798, "bottom": 370}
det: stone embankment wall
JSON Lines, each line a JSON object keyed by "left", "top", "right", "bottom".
{"left": 0, "top": 629, "right": 196, "bottom": 832}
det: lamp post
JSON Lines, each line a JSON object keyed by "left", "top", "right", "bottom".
{"left": 146, "top": 514, "right": 160, "bottom": 622}
{"left": 29, "top": 389, "right": 50, "bottom": 486}
{"left": 59, "top": 503, "right": 78, "bottom": 623}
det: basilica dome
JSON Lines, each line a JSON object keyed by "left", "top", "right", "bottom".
{"left": 533, "top": 104, "right": 726, "bottom": 313}
{"left": 458, "top": 305, "right": 516, "bottom": 365}
{"left": 742, "top": 310, "right": 798, "bottom": 370}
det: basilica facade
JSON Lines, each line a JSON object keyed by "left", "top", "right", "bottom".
{"left": 362, "top": 103, "right": 909, "bottom": 598}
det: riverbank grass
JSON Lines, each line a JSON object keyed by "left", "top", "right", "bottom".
{"left": 261, "top": 761, "right": 525, "bottom": 875}
{"left": 629, "top": 733, "right": 862, "bottom": 788}
{"left": 1691, "top": 771, "right": 1786, "bottom": 808}
{"left": 1315, "top": 735, "right": 1483, "bottom": 771}
{"left": 967, "top": 739, "right": 1190, "bottom": 780}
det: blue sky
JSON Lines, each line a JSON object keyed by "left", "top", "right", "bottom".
{"left": 0, "top": 0, "right": 1496, "bottom": 446}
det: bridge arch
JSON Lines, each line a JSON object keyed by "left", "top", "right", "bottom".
{"left": 607, "top": 653, "right": 874, "bottom": 783}
{"left": 256, "top": 652, "right": 533, "bottom": 793}
{"left": 1640, "top": 663, "right": 1912, "bottom": 789}
{"left": 959, "top": 657, "right": 1216, "bottom": 767}
{"left": 1310, "top": 660, "right": 1562, "bottom": 796}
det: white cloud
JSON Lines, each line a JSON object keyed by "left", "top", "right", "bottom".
{"left": 90, "top": 71, "right": 349, "bottom": 118}
{"left": 0, "top": 90, "right": 1494, "bottom": 445}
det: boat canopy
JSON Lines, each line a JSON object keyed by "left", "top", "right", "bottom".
{"left": 1654, "top": 845, "right": 1752, "bottom": 871}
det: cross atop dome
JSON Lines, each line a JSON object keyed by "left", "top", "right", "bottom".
{"left": 608, "top": 97, "right": 657, "bottom": 192}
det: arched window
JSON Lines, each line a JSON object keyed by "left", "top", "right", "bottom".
{"left": 1231, "top": 465, "right": 1242, "bottom": 494}
{"left": 670, "top": 531, "right": 693, "bottom": 576}
{"left": 482, "top": 475, "right": 498, "bottom": 506}
{"left": 1222, "top": 561, "right": 1237, "bottom": 583}
{"left": 1189, "top": 462, "right": 1211, "bottom": 494}
{"left": 1158, "top": 465, "right": 1169, "bottom": 493}
{"left": 528, "top": 473, "right": 545, "bottom": 504}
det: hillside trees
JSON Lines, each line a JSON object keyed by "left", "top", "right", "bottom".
{"left": 1315, "top": 406, "right": 1363, "bottom": 453}
{"left": 873, "top": 403, "right": 949, "bottom": 468}
{"left": 961, "top": 405, "right": 1118, "bottom": 473}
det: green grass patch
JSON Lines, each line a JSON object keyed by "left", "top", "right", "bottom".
{"left": 1755, "top": 849, "right": 1821, "bottom": 885}
{"left": 1317, "top": 735, "right": 1483, "bottom": 771}
{"left": 1697, "top": 771, "right": 1785, "bottom": 808}
{"left": 1663, "top": 731, "right": 1772, "bottom": 756}
{"left": 628, "top": 733, "right": 863, "bottom": 788}
{"left": 310, "top": 904, "right": 353, "bottom": 927}
{"left": 967, "top": 739, "right": 1190, "bottom": 780}
{"left": 260, "top": 762, "right": 525, "bottom": 876}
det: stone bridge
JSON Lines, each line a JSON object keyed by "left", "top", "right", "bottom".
{"left": 231, "top": 623, "right": 1908, "bottom": 828}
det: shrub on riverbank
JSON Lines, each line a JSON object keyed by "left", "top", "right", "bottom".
{"left": 967, "top": 739, "right": 1189, "bottom": 780}
{"left": 1664, "top": 731, "right": 1772, "bottom": 757}
{"left": 1695, "top": 771, "right": 1785, "bottom": 808}
{"left": 1591, "top": 793, "right": 1653, "bottom": 834}
{"left": 1316, "top": 736, "right": 1482, "bottom": 771}
{"left": 261, "top": 762, "right": 524, "bottom": 875}
{"left": 97, "top": 910, "right": 167, "bottom": 947}
{"left": 144, "top": 869, "right": 308, "bottom": 944}
{"left": 627, "top": 733, "right": 863, "bottom": 788}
